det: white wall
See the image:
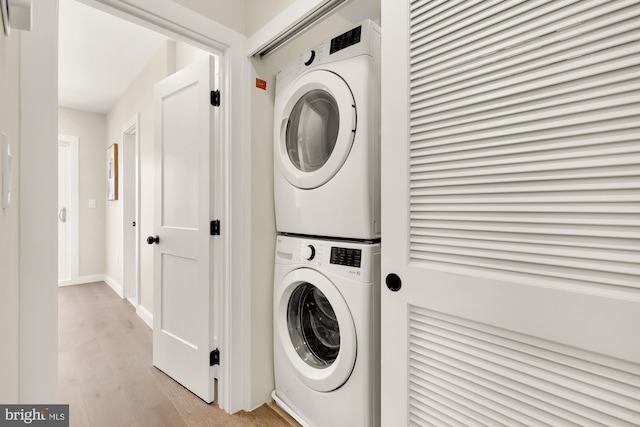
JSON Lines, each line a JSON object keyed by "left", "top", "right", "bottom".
{"left": 0, "top": 30, "right": 21, "bottom": 404}
{"left": 172, "top": 0, "right": 308, "bottom": 38}
{"left": 175, "top": 41, "right": 209, "bottom": 71}
{"left": 58, "top": 107, "right": 107, "bottom": 277}
{"left": 172, "top": 0, "right": 246, "bottom": 35}
{"left": 245, "top": 0, "right": 295, "bottom": 37}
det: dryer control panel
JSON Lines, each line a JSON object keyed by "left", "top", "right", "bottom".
{"left": 330, "top": 25, "right": 362, "bottom": 55}
{"left": 275, "top": 19, "right": 380, "bottom": 87}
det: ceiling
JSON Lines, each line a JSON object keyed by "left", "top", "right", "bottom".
{"left": 58, "top": 0, "right": 170, "bottom": 114}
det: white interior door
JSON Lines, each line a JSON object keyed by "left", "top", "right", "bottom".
{"left": 382, "top": 1, "right": 640, "bottom": 425}
{"left": 58, "top": 135, "right": 78, "bottom": 285}
{"left": 122, "top": 119, "right": 139, "bottom": 304}
{"left": 152, "top": 55, "right": 219, "bottom": 403}
{"left": 58, "top": 141, "right": 70, "bottom": 283}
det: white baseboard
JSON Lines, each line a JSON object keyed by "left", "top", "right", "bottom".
{"left": 103, "top": 275, "right": 124, "bottom": 298}
{"left": 58, "top": 274, "right": 106, "bottom": 287}
{"left": 136, "top": 304, "right": 153, "bottom": 329}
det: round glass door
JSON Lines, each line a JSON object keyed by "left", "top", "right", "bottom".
{"left": 288, "top": 283, "right": 340, "bottom": 369}
{"left": 276, "top": 268, "right": 357, "bottom": 392}
{"left": 275, "top": 70, "right": 356, "bottom": 189}
{"left": 286, "top": 90, "right": 340, "bottom": 173}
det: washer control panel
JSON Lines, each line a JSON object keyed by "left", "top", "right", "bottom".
{"left": 275, "top": 235, "right": 379, "bottom": 282}
{"left": 330, "top": 247, "right": 362, "bottom": 268}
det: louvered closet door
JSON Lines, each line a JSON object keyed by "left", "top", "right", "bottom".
{"left": 381, "top": 1, "right": 640, "bottom": 425}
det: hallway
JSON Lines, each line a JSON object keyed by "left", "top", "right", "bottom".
{"left": 58, "top": 282, "right": 297, "bottom": 427}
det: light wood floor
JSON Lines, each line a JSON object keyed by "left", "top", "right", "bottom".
{"left": 58, "top": 282, "right": 300, "bottom": 427}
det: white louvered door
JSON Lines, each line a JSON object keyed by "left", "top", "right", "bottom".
{"left": 381, "top": 1, "right": 640, "bottom": 425}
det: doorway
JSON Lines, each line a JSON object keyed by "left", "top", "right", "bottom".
{"left": 58, "top": 134, "right": 79, "bottom": 286}
{"left": 22, "top": 0, "right": 251, "bottom": 411}
{"left": 122, "top": 115, "right": 139, "bottom": 305}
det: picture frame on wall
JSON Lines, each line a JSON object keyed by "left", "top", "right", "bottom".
{"left": 107, "top": 143, "right": 118, "bottom": 201}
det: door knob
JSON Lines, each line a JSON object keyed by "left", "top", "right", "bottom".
{"left": 385, "top": 273, "right": 402, "bottom": 292}
{"left": 58, "top": 207, "right": 67, "bottom": 223}
{"left": 147, "top": 235, "right": 160, "bottom": 245}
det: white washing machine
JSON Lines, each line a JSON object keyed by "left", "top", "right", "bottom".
{"left": 273, "top": 21, "right": 381, "bottom": 240}
{"left": 272, "top": 234, "right": 380, "bottom": 427}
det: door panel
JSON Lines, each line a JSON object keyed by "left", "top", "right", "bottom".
{"left": 160, "top": 254, "right": 199, "bottom": 347}
{"left": 122, "top": 128, "right": 138, "bottom": 303}
{"left": 58, "top": 136, "right": 78, "bottom": 285}
{"left": 153, "top": 55, "right": 218, "bottom": 403}
{"left": 161, "top": 83, "right": 200, "bottom": 229}
{"left": 58, "top": 142, "right": 70, "bottom": 282}
{"left": 381, "top": 0, "right": 640, "bottom": 425}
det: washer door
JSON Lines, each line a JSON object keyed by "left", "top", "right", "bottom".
{"left": 275, "top": 69, "right": 356, "bottom": 189}
{"left": 276, "top": 268, "right": 357, "bottom": 392}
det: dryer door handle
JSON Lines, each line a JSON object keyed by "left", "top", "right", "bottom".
{"left": 280, "top": 118, "right": 288, "bottom": 141}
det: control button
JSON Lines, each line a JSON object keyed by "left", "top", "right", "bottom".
{"left": 303, "top": 50, "right": 316, "bottom": 66}
{"left": 302, "top": 245, "right": 316, "bottom": 261}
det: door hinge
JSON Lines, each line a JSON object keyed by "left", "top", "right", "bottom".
{"left": 210, "top": 349, "right": 220, "bottom": 366}
{"left": 210, "top": 219, "right": 220, "bottom": 236}
{"left": 210, "top": 90, "right": 220, "bottom": 107}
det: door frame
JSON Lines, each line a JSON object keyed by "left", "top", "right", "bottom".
{"left": 57, "top": 134, "right": 79, "bottom": 286}
{"left": 77, "top": 2, "right": 253, "bottom": 413}
{"left": 21, "top": 0, "right": 251, "bottom": 412}
{"left": 121, "top": 114, "right": 140, "bottom": 306}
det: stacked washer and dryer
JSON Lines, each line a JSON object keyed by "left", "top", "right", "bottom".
{"left": 271, "top": 21, "right": 381, "bottom": 427}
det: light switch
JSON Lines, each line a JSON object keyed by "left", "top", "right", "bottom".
{"left": 89, "top": 199, "right": 96, "bottom": 209}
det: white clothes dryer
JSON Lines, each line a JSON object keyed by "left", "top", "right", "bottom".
{"left": 273, "top": 21, "right": 381, "bottom": 240}
{"left": 272, "top": 234, "right": 380, "bottom": 427}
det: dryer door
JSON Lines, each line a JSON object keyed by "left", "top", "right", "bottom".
{"left": 275, "top": 70, "right": 356, "bottom": 189}
{"left": 276, "top": 268, "right": 357, "bottom": 392}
